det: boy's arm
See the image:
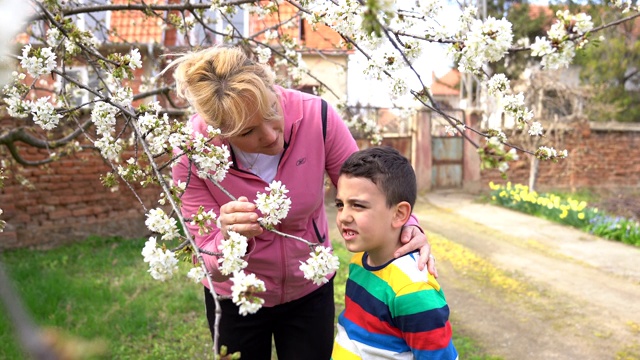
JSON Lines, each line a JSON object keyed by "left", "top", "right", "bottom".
{"left": 392, "top": 282, "right": 458, "bottom": 360}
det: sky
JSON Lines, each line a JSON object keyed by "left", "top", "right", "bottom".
{"left": 347, "top": 42, "right": 453, "bottom": 107}
{"left": 346, "top": 3, "right": 461, "bottom": 108}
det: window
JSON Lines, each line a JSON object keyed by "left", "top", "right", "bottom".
{"left": 78, "top": 0, "right": 111, "bottom": 43}
{"left": 187, "top": 7, "right": 248, "bottom": 46}
{"left": 57, "top": 67, "right": 100, "bottom": 108}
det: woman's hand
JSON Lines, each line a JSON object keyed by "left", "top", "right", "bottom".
{"left": 395, "top": 226, "right": 438, "bottom": 278}
{"left": 218, "top": 196, "right": 263, "bottom": 239}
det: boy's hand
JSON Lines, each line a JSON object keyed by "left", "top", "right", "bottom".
{"left": 395, "top": 226, "right": 438, "bottom": 278}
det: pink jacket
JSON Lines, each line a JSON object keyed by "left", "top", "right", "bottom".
{"left": 172, "top": 86, "right": 359, "bottom": 306}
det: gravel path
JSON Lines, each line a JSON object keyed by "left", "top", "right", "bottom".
{"left": 418, "top": 190, "right": 640, "bottom": 360}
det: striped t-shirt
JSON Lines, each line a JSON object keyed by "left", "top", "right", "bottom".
{"left": 332, "top": 251, "right": 458, "bottom": 360}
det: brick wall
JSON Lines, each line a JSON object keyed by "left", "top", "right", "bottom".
{"left": 480, "top": 122, "right": 640, "bottom": 191}
{"left": 3, "top": 120, "right": 638, "bottom": 249}
{"left": 0, "top": 144, "right": 158, "bottom": 250}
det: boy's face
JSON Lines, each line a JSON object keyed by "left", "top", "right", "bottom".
{"left": 335, "top": 174, "right": 399, "bottom": 258}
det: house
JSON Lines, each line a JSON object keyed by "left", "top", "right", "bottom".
{"left": 106, "top": 0, "right": 351, "bottom": 105}
{"left": 431, "top": 69, "right": 461, "bottom": 109}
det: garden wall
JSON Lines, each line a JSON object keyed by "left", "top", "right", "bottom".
{"left": 2, "top": 120, "right": 638, "bottom": 250}
{"left": 0, "top": 144, "right": 158, "bottom": 250}
{"left": 481, "top": 121, "right": 640, "bottom": 191}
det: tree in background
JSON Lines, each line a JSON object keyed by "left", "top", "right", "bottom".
{"left": 571, "top": 1, "right": 640, "bottom": 122}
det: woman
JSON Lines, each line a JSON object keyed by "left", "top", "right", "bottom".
{"left": 170, "top": 46, "right": 435, "bottom": 360}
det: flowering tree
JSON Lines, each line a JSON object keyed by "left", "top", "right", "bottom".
{"left": 2, "top": 0, "right": 640, "bottom": 357}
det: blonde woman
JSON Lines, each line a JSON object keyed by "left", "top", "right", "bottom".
{"left": 170, "top": 46, "right": 435, "bottom": 360}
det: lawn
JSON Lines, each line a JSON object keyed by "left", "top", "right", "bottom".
{"left": 1, "top": 234, "right": 500, "bottom": 359}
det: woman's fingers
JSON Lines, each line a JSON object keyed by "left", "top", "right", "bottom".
{"left": 219, "top": 197, "right": 261, "bottom": 238}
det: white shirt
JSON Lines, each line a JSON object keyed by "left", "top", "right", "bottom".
{"left": 232, "top": 145, "right": 282, "bottom": 183}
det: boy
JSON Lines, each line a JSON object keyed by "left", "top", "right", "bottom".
{"left": 332, "top": 146, "right": 458, "bottom": 360}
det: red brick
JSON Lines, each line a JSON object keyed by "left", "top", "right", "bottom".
{"left": 48, "top": 209, "right": 72, "bottom": 220}
{"left": 71, "top": 208, "right": 93, "bottom": 220}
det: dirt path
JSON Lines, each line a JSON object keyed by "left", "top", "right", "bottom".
{"left": 416, "top": 191, "right": 640, "bottom": 359}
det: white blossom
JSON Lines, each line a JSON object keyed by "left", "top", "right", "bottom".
{"left": 91, "top": 102, "right": 119, "bottom": 136}
{"left": 189, "top": 207, "right": 218, "bottom": 235}
{"left": 141, "top": 237, "right": 179, "bottom": 282}
{"left": 187, "top": 266, "right": 206, "bottom": 283}
{"left": 501, "top": 93, "right": 534, "bottom": 125}
{"left": 30, "top": 97, "right": 62, "bottom": 130}
{"left": 530, "top": 36, "right": 554, "bottom": 58}
{"left": 299, "top": 246, "right": 340, "bottom": 286}
{"left": 455, "top": 16, "right": 513, "bottom": 73}
{"left": 185, "top": 126, "right": 231, "bottom": 181}
{"left": 487, "top": 74, "right": 510, "bottom": 97}
{"left": 508, "top": 148, "right": 519, "bottom": 161}
{"left": 94, "top": 135, "right": 123, "bottom": 162}
{"left": 573, "top": 13, "right": 594, "bottom": 35}
{"left": 112, "top": 87, "right": 133, "bottom": 107}
{"left": 4, "top": 90, "right": 31, "bottom": 118}
{"left": 19, "top": 45, "right": 57, "bottom": 77}
{"left": 528, "top": 122, "right": 544, "bottom": 136}
{"left": 547, "top": 21, "right": 568, "bottom": 41}
{"left": 0, "top": 208, "right": 5, "bottom": 232}
{"left": 141, "top": 236, "right": 159, "bottom": 260}
{"left": 611, "top": 0, "right": 634, "bottom": 13}
{"left": 445, "top": 124, "right": 465, "bottom": 136}
{"left": 117, "top": 157, "right": 144, "bottom": 180}
{"left": 230, "top": 271, "right": 266, "bottom": 316}
{"left": 487, "top": 128, "right": 507, "bottom": 143}
{"left": 145, "top": 208, "right": 181, "bottom": 241}
{"left": 168, "top": 121, "right": 194, "bottom": 151}
{"left": 218, "top": 230, "right": 249, "bottom": 275}
{"left": 46, "top": 28, "right": 63, "bottom": 47}
{"left": 193, "top": 143, "right": 232, "bottom": 182}
{"left": 541, "top": 43, "right": 575, "bottom": 70}
{"left": 127, "top": 48, "right": 143, "bottom": 70}
{"left": 255, "top": 181, "right": 292, "bottom": 227}
{"left": 255, "top": 47, "right": 272, "bottom": 64}
{"left": 536, "top": 146, "right": 568, "bottom": 160}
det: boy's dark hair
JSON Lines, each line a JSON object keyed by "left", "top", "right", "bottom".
{"left": 340, "top": 146, "right": 416, "bottom": 209}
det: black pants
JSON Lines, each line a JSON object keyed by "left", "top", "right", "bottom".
{"left": 204, "top": 278, "right": 335, "bottom": 360}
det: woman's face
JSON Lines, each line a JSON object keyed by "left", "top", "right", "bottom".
{"left": 227, "top": 93, "right": 284, "bottom": 156}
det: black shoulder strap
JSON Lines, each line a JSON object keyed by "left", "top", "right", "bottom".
{"left": 321, "top": 99, "right": 327, "bottom": 142}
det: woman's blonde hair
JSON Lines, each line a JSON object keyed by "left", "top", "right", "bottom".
{"left": 170, "top": 46, "right": 279, "bottom": 137}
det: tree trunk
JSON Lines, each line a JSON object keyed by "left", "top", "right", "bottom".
{"left": 529, "top": 155, "right": 539, "bottom": 193}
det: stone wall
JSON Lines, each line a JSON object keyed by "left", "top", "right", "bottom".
{"left": 480, "top": 122, "right": 640, "bottom": 191}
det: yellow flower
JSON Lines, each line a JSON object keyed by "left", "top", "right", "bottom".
{"left": 578, "top": 213, "right": 585, "bottom": 220}
{"left": 559, "top": 210, "right": 568, "bottom": 219}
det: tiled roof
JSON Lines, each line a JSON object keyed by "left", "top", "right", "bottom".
{"left": 249, "top": 2, "right": 349, "bottom": 53}
{"left": 108, "top": 0, "right": 164, "bottom": 43}
{"left": 431, "top": 69, "right": 460, "bottom": 96}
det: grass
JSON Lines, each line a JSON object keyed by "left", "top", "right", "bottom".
{"left": 0, "top": 236, "right": 211, "bottom": 359}
{"left": 1, "top": 234, "right": 501, "bottom": 360}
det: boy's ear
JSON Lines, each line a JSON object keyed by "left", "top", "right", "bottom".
{"left": 392, "top": 201, "right": 412, "bottom": 228}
